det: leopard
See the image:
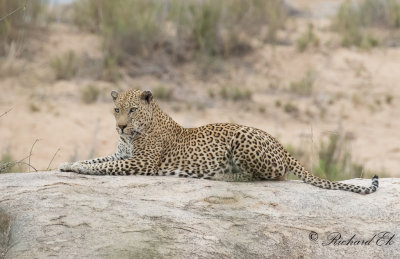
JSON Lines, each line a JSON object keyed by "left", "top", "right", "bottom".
{"left": 59, "top": 89, "right": 379, "bottom": 194}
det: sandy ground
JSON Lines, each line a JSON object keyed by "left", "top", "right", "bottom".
{"left": 0, "top": 2, "right": 399, "bottom": 176}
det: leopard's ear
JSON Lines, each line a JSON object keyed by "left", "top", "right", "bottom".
{"left": 141, "top": 90, "right": 153, "bottom": 104}
{"left": 111, "top": 90, "right": 119, "bottom": 101}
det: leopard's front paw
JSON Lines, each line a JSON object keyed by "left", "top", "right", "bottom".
{"left": 58, "top": 162, "right": 74, "bottom": 172}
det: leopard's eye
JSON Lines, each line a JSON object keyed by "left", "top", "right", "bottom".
{"left": 114, "top": 108, "right": 120, "bottom": 113}
{"left": 129, "top": 107, "right": 137, "bottom": 113}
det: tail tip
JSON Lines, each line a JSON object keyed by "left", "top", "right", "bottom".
{"left": 371, "top": 174, "right": 379, "bottom": 188}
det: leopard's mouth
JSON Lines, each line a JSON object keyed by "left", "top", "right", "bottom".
{"left": 116, "top": 126, "right": 140, "bottom": 136}
{"left": 122, "top": 128, "right": 141, "bottom": 136}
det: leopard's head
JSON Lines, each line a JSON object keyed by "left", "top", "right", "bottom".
{"left": 111, "top": 89, "right": 153, "bottom": 136}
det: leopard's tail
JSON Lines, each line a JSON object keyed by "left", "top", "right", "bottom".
{"left": 287, "top": 155, "right": 379, "bottom": 194}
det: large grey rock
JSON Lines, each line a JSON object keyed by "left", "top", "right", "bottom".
{"left": 0, "top": 172, "right": 399, "bottom": 258}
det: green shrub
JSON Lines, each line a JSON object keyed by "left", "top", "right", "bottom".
{"left": 0, "top": 152, "right": 13, "bottom": 173}
{"left": 81, "top": 84, "right": 100, "bottom": 104}
{"left": 385, "top": 94, "right": 393, "bottom": 104}
{"left": 296, "top": 23, "right": 319, "bottom": 52}
{"left": 0, "top": 150, "right": 23, "bottom": 173}
{"left": 290, "top": 69, "right": 314, "bottom": 96}
{"left": 187, "top": 1, "right": 222, "bottom": 55}
{"left": 219, "top": 86, "right": 252, "bottom": 101}
{"left": 72, "top": 0, "right": 103, "bottom": 32}
{"left": 50, "top": 50, "right": 78, "bottom": 80}
{"left": 333, "top": 0, "right": 400, "bottom": 48}
{"left": 74, "top": 0, "right": 164, "bottom": 63}
{"left": 29, "top": 101, "right": 40, "bottom": 112}
{"left": 73, "top": 0, "right": 287, "bottom": 64}
{"left": 286, "top": 133, "right": 373, "bottom": 181}
{"left": 0, "top": 0, "right": 47, "bottom": 56}
{"left": 312, "top": 134, "right": 364, "bottom": 180}
{"left": 101, "top": 56, "right": 120, "bottom": 82}
{"left": 152, "top": 85, "right": 173, "bottom": 101}
{"left": 283, "top": 102, "right": 298, "bottom": 114}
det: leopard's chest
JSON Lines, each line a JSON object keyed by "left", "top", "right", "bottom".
{"left": 117, "top": 137, "right": 133, "bottom": 159}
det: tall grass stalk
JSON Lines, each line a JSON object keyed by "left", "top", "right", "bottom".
{"left": 287, "top": 132, "right": 368, "bottom": 181}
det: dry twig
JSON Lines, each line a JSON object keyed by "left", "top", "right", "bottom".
{"left": 28, "top": 139, "right": 39, "bottom": 173}
{"left": 46, "top": 148, "right": 60, "bottom": 171}
{"left": 0, "top": 108, "right": 13, "bottom": 118}
{"left": 0, "top": 0, "right": 28, "bottom": 22}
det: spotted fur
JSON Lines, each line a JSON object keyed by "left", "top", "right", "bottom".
{"left": 59, "top": 89, "right": 379, "bottom": 194}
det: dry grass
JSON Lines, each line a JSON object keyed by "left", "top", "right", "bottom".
{"left": 152, "top": 85, "right": 173, "bottom": 101}
{"left": 80, "top": 84, "right": 100, "bottom": 104}
{"left": 72, "top": 0, "right": 287, "bottom": 66}
{"left": 28, "top": 101, "right": 40, "bottom": 112}
{"left": 289, "top": 69, "right": 314, "bottom": 96}
{"left": 101, "top": 56, "right": 120, "bottom": 82}
{"left": 333, "top": 0, "right": 400, "bottom": 48}
{"left": 296, "top": 23, "right": 319, "bottom": 52}
{"left": 313, "top": 133, "right": 364, "bottom": 180}
{"left": 283, "top": 102, "right": 299, "bottom": 115}
{"left": 219, "top": 86, "right": 252, "bottom": 101}
{"left": 385, "top": 94, "right": 393, "bottom": 104}
{"left": 0, "top": 151, "right": 17, "bottom": 173}
{"left": 0, "top": 0, "right": 47, "bottom": 56}
{"left": 0, "top": 108, "right": 41, "bottom": 173}
{"left": 286, "top": 131, "right": 381, "bottom": 181}
{"left": 0, "top": 120, "right": 40, "bottom": 173}
{"left": 50, "top": 50, "right": 78, "bottom": 80}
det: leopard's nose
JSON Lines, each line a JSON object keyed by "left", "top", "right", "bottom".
{"left": 118, "top": 124, "right": 127, "bottom": 131}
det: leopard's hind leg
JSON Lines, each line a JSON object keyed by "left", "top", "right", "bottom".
{"left": 228, "top": 127, "right": 287, "bottom": 181}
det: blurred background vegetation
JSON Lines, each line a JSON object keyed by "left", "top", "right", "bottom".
{"left": 0, "top": 0, "right": 398, "bottom": 179}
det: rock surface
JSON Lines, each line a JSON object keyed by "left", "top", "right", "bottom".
{"left": 0, "top": 172, "right": 399, "bottom": 258}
